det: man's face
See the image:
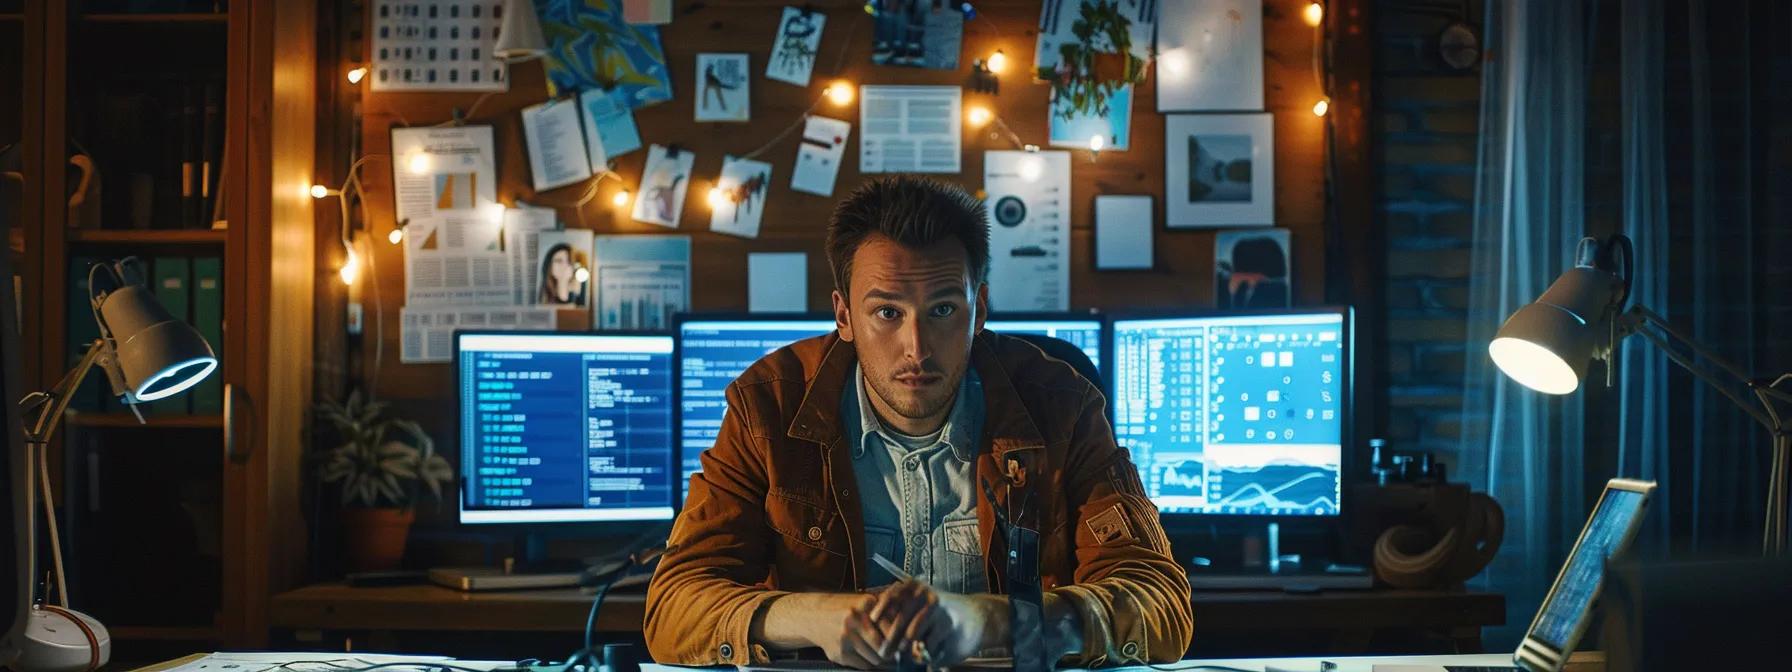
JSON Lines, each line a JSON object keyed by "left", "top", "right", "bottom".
{"left": 833, "top": 235, "right": 988, "bottom": 432}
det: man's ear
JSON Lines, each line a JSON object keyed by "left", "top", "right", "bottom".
{"left": 832, "top": 289, "right": 854, "bottom": 342}
{"left": 974, "top": 283, "right": 989, "bottom": 335}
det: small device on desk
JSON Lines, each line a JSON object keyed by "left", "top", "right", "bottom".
{"left": 432, "top": 331, "right": 679, "bottom": 592}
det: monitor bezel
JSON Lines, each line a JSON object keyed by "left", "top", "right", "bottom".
{"left": 451, "top": 328, "right": 680, "bottom": 530}
{"left": 1514, "top": 478, "right": 1657, "bottom": 672}
{"left": 1105, "top": 305, "right": 1356, "bottom": 523}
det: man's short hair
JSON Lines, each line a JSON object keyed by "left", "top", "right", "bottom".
{"left": 826, "top": 175, "right": 990, "bottom": 298}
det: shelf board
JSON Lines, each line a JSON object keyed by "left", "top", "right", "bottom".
{"left": 107, "top": 625, "right": 220, "bottom": 641}
{"left": 68, "top": 228, "right": 226, "bottom": 245}
{"left": 81, "top": 12, "right": 227, "bottom": 24}
{"left": 67, "top": 413, "right": 223, "bottom": 429}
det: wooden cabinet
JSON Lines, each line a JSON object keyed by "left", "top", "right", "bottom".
{"left": 5, "top": 0, "right": 316, "bottom": 651}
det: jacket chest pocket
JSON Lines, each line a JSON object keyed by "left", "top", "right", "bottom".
{"left": 764, "top": 489, "right": 849, "bottom": 589}
{"left": 939, "top": 518, "right": 987, "bottom": 592}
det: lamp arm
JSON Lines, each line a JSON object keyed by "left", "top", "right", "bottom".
{"left": 1620, "top": 306, "right": 1783, "bottom": 434}
{"left": 22, "top": 337, "right": 109, "bottom": 446}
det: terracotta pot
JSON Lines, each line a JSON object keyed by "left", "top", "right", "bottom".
{"left": 1091, "top": 51, "right": 1129, "bottom": 82}
{"left": 341, "top": 507, "right": 415, "bottom": 572}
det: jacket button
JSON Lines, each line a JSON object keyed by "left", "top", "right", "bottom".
{"left": 1121, "top": 641, "right": 1139, "bottom": 658}
{"left": 719, "top": 642, "right": 734, "bottom": 660}
{"left": 904, "top": 456, "right": 921, "bottom": 471}
{"left": 807, "top": 526, "right": 823, "bottom": 541}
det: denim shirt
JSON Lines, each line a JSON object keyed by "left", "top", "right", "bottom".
{"left": 844, "top": 364, "right": 988, "bottom": 594}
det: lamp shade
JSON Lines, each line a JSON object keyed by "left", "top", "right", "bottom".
{"left": 1488, "top": 265, "right": 1624, "bottom": 395}
{"left": 96, "top": 284, "right": 218, "bottom": 402}
{"left": 494, "top": 0, "right": 548, "bottom": 61}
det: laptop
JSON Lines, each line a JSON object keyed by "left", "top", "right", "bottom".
{"left": 1376, "top": 478, "right": 1656, "bottom": 672}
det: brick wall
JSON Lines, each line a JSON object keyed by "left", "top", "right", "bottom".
{"left": 1374, "top": 4, "right": 1484, "bottom": 464}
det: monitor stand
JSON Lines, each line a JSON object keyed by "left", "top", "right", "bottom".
{"left": 427, "top": 534, "right": 586, "bottom": 592}
{"left": 1186, "top": 522, "right": 1372, "bottom": 591}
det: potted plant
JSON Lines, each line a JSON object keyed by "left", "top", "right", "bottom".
{"left": 1041, "top": 0, "right": 1150, "bottom": 120}
{"left": 313, "top": 390, "right": 453, "bottom": 572}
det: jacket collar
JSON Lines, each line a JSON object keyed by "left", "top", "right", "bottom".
{"left": 787, "top": 331, "right": 1045, "bottom": 456}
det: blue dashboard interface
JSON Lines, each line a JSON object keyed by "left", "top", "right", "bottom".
{"left": 457, "top": 333, "right": 676, "bottom": 524}
{"left": 1112, "top": 312, "right": 1346, "bottom": 516}
{"left": 1530, "top": 487, "right": 1648, "bottom": 651}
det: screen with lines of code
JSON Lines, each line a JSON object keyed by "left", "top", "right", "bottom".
{"left": 1112, "top": 311, "right": 1347, "bottom": 517}
{"left": 457, "top": 332, "right": 676, "bottom": 524}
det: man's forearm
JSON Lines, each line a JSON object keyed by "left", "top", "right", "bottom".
{"left": 751, "top": 592, "right": 853, "bottom": 651}
{"left": 1043, "top": 593, "right": 1086, "bottom": 661}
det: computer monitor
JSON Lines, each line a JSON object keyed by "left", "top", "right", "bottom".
{"left": 1111, "top": 308, "right": 1352, "bottom": 517}
{"left": 673, "top": 313, "right": 1106, "bottom": 502}
{"left": 455, "top": 331, "right": 677, "bottom": 524}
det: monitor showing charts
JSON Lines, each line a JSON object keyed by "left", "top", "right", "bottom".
{"left": 456, "top": 332, "right": 677, "bottom": 524}
{"left": 673, "top": 314, "right": 1105, "bottom": 502}
{"left": 1111, "top": 310, "right": 1350, "bottom": 517}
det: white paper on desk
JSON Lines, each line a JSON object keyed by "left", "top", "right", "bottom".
{"left": 401, "top": 305, "right": 555, "bottom": 363}
{"left": 860, "top": 86, "right": 961, "bottom": 174}
{"left": 594, "top": 235, "right": 690, "bottom": 331}
{"left": 502, "top": 206, "right": 558, "bottom": 305}
{"left": 161, "top": 651, "right": 457, "bottom": 672}
{"left": 370, "top": 0, "right": 507, "bottom": 93}
{"left": 710, "top": 156, "right": 772, "bottom": 239}
{"left": 984, "top": 151, "right": 1071, "bottom": 311}
{"left": 1096, "top": 195, "right": 1153, "bottom": 270}
{"left": 766, "top": 7, "right": 826, "bottom": 86}
{"left": 391, "top": 126, "right": 497, "bottom": 226}
{"left": 791, "top": 115, "right": 850, "bottom": 196}
{"left": 579, "top": 88, "right": 643, "bottom": 166}
{"left": 749, "top": 252, "right": 808, "bottom": 313}
{"left": 521, "top": 98, "right": 593, "bottom": 192}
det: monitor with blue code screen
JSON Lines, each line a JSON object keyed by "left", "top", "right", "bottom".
{"left": 1111, "top": 309, "right": 1351, "bottom": 517}
{"left": 455, "top": 332, "right": 677, "bottom": 524}
{"left": 1516, "top": 478, "right": 1654, "bottom": 671}
{"left": 673, "top": 314, "right": 1105, "bottom": 503}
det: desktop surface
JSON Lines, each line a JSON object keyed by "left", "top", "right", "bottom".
{"left": 1111, "top": 311, "right": 1348, "bottom": 517}
{"left": 456, "top": 332, "right": 677, "bottom": 524}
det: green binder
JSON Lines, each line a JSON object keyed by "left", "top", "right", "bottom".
{"left": 147, "top": 257, "right": 192, "bottom": 414}
{"left": 66, "top": 257, "right": 105, "bottom": 411}
{"left": 189, "top": 256, "right": 223, "bottom": 414}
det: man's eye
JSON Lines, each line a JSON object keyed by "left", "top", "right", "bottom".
{"left": 930, "top": 304, "right": 957, "bottom": 318}
{"left": 875, "top": 307, "right": 901, "bottom": 320}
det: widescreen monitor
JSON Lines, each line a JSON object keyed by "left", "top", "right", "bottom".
{"left": 673, "top": 313, "right": 1105, "bottom": 502}
{"left": 1110, "top": 309, "right": 1351, "bottom": 517}
{"left": 455, "top": 331, "right": 677, "bottom": 524}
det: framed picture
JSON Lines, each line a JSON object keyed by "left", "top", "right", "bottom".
{"left": 1165, "top": 113, "right": 1273, "bottom": 228}
{"left": 1215, "top": 228, "right": 1291, "bottom": 308}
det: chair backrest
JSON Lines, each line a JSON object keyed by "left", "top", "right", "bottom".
{"left": 1008, "top": 333, "right": 1102, "bottom": 393}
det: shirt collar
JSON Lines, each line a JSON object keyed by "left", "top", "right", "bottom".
{"left": 847, "top": 364, "right": 981, "bottom": 463}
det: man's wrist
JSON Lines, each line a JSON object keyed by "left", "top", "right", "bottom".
{"left": 753, "top": 592, "right": 858, "bottom": 652}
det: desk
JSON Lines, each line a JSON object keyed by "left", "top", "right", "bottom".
{"left": 271, "top": 583, "right": 1502, "bottom": 655}
{"left": 135, "top": 652, "right": 1607, "bottom": 672}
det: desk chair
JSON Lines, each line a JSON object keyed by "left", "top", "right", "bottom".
{"left": 1008, "top": 333, "right": 1102, "bottom": 393}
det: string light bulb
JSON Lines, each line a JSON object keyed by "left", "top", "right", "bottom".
{"left": 1312, "top": 98, "right": 1330, "bottom": 117}
{"left": 612, "top": 189, "right": 631, "bottom": 207}
{"left": 825, "top": 80, "right": 855, "bottom": 106}
{"left": 347, "top": 66, "right": 368, "bottom": 84}
{"left": 1088, "top": 134, "right": 1106, "bottom": 152}
{"left": 707, "top": 186, "right": 727, "bottom": 208}
{"left": 966, "top": 106, "right": 993, "bottom": 128}
{"left": 388, "top": 227, "right": 404, "bottom": 245}
{"left": 407, "top": 153, "right": 432, "bottom": 175}
{"left": 1018, "top": 155, "right": 1045, "bottom": 182}
{"left": 574, "top": 267, "right": 590, "bottom": 284}
{"left": 986, "top": 49, "right": 1007, "bottom": 74}
{"left": 338, "top": 249, "right": 359, "bottom": 286}
{"left": 309, "top": 184, "right": 333, "bottom": 199}
{"left": 1304, "top": 2, "right": 1324, "bottom": 27}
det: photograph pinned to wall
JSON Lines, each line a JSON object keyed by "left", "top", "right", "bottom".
{"left": 520, "top": 98, "right": 594, "bottom": 192}
{"left": 594, "top": 234, "right": 690, "bottom": 331}
{"left": 860, "top": 86, "right": 961, "bottom": 173}
{"left": 695, "top": 53, "right": 751, "bottom": 122}
{"left": 1156, "top": 0, "right": 1263, "bottom": 111}
{"left": 871, "top": 0, "right": 962, "bottom": 70}
{"left": 579, "top": 87, "right": 643, "bottom": 169}
{"left": 1095, "top": 195, "right": 1153, "bottom": 270}
{"left": 536, "top": 0, "right": 674, "bottom": 106}
{"left": 791, "top": 115, "right": 851, "bottom": 196}
{"left": 1215, "top": 228, "right": 1291, "bottom": 309}
{"left": 622, "top": 0, "right": 671, "bottom": 24}
{"left": 983, "top": 150, "right": 1071, "bottom": 311}
{"left": 633, "top": 144, "right": 695, "bottom": 227}
{"left": 1164, "top": 113, "right": 1274, "bottom": 228}
{"left": 503, "top": 206, "right": 559, "bottom": 305}
{"left": 709, "top": 156, "right": 773, "bottom": 239}
{"left": 1035, "top": 0, "right": 1156, "bottom": 75}
{"left": 766, "top": 7, "right": 826, "bottom": 86}
{"left": 535, "top": 228, "right": 595, "bottom": 307}
{"left": 369, "top": 0, "right": 508, "bottom": 92}
{"left": 1049, "top": 84, "right": 1132, "bottom": 151}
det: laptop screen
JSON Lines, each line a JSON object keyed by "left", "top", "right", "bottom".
{"left": 1529, "top": 486, "right": 1649, "bottom": 651}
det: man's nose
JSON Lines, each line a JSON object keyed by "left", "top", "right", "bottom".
{"left": 902, "top": 316, "right": 932, "bottom": 363}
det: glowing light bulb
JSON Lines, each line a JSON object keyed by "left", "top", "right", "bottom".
{"left": 480, "top": 201, "right": 507, "bottom": 227}
{"left": 1160, "top": 48, "right": 1190, "bottom": 78}
{"left": 310, "top": 184, "right": 331, "bottom": 199}
{"left": 388, "top": 227, "right": 405, "bottom": 245}
{"left": 1304, "top": 2, "right": 1324, "bottom": 27}
{"left": 966, "top": 106, "right": 993, "bottom": 128}
{"left": 986, "top": 49, "right": 1007, "bottom": 74}
{"left": 707, "top": 186, "right": 727, "bottom": 208}
{"left": 339, "top": 251, "right": 359, "bottom": 286}
{"left": 1088, "top": 134, "right": 1105, "bottom": 152}
{"left": 1312, "top": 98, "right": 1330, "bottom": 117}
{"left": 407, "top": 153, "right": 431, "bottom": 175}
{"left": 826, "top": 80, "right": 855, "bottom": 106}
{"left": 574, "top": 267, "right": 590, "bottom": 284}
{"left": 611, "top": 189, "right": 631, "bottom": 207}
{"left": 347, "top": 66, "right": 368, "bottom": 85}
{"left": 1018, "top": 156, "right": 1045, "bottom": 182}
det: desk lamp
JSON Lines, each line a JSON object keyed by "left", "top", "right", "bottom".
{"left": 1487, "top": 235, "right": 1792, "bottom": 556}
{"left": 10, "top": 257, "right": 218, "bottom": 672}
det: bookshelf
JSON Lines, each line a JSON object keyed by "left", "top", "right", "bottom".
{"left": 9, "top": 0, "right": 318, "bottom": 651}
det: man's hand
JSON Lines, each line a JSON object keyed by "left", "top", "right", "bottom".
{"left": 752, "top": 592, "right": 909, "bottom": 670}
{"left": 866, "top": 581, "right": 1007, "bottom": 667}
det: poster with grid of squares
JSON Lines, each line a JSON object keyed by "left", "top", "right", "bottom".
{"left": 372, "top": 1, "right": 510, "bottom": 92}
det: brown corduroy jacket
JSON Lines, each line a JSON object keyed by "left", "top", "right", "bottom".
{"left": 644, "top": 330, "right": 1193, "bottom": 666}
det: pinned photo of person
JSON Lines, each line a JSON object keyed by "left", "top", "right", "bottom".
{"left": 870, "top": 0, "right": 962, "bottom": 70}
{"left": 1215, "top": 228, "right": 1291, "bottom": 309}
{"left": 535, "top": 229, "right": 594, "bottom": 307}
{"left": 1165, "top": 113, "right": 1273, "bottom": 227}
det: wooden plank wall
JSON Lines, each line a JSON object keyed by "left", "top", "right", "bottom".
{"left": 349, "top": 0, "right": 1336, "bottom": 406}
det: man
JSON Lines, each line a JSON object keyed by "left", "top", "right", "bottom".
{"left": 645, "top": 176, "right": 1192, "bottom": 668}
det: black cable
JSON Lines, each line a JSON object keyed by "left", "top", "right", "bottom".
{"left": 584, "top": 571, "right": 621, "bottom": 653}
